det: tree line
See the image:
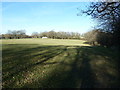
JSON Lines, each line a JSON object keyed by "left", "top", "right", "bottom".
{"left": 83, "top": 29, "right": 113, "bottom": 47}
{"left": 0, "top": 30, "right": 31, "bottom": 39}
{"left": 80, "top": 2, "right": 120, "bottom": 49}
{"left": 1, "top": 30, "right": 82, "bottom": 40}
{"left": 31, "top": 30, "right": 81, "bottom": 39}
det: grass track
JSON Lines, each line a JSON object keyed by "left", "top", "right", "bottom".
{"left": 1, "top": 39, "right": 120, "bottom": 88}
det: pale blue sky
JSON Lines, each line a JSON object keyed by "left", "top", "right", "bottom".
{"left": 2, "top": 2, "right": 97, "bottom": 35}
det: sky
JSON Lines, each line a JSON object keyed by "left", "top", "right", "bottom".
{"left": 1, "top": 2, "right": 97, "bottom": 35}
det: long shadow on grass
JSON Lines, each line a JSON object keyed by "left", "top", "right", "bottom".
{"left": 52, "top": 46, "right": 96, "bottom": 88}
{"left": 80, "top": 46, "right": 120, "bottom": 88}
{"left": 3, "top": 45, "right": 120, "bottom": 88}
{"left": 21, "top": 46, "right": 96, "bottom": 88}
{"left": 2, "top": 44, "right": 68, "bottom": 87}
{"left": 21, "top": 46, "right": 120, "bottom": 88}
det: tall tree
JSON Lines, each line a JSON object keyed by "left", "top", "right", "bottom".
{"left": 80, "top": 2, "right": 120, "bottom": 47}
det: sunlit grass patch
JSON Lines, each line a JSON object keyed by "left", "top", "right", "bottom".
{"left": 1, "top": 38, "right": 90, "bottom": 46}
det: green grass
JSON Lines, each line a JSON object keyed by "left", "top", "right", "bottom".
{"left": 1, "top": 39, "right": 120, "bottom": 88}
{"left": 2, "top": 38, "right": 90, "bottom": 46}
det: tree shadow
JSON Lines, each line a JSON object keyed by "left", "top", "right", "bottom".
{"left": 21, "top": 46, "right": 96, "bottom": 88}
{"left": 2, "top": 44, "right": 68, "bottom": 87}
{"left": 79, "top": 46, "right": 120, "bottom": 88}
{"left": 2, "top": 45, "right": 120, "bottom": 88}
{"left": 83, "top": 41, "right": 90, "bottom": 44}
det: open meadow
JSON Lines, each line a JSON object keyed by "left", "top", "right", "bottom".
{"left": 1, "top": 38, "right": 120, "bottom": 88}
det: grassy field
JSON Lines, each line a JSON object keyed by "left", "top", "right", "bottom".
{"left": 1, "top": 38, "right": 120, "bottom": 88}
{"left": 2, "top": 38, "right": 90, "bottom": 46}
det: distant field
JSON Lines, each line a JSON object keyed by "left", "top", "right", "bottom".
{"left": 1, "top": 38, "right": 90, "bottom": 46}
{"left": 1, "top": 39, "right": 120, "bottom": 88}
